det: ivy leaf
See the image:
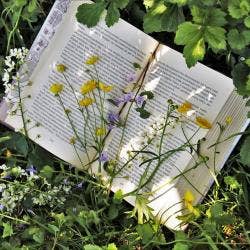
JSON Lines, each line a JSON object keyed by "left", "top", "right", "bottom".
{"left": 2, "top": 222, "right": 13, "bottom": 238}
{"left": 240, "top": 136, "right": 250, "bottom": 166}
{"left": 105, "top": 3, "right": 120, "bottom": 27}
{"left": 76, "top": 2, "right": 106, "bottom": 28}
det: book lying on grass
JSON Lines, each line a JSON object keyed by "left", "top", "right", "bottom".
{"left": 0, "top": 0, "right": 249, "bottom": 230}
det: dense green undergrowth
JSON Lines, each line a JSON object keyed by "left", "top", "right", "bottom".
{"left": 0, "top": 0, "right": 250, "bottom": 249}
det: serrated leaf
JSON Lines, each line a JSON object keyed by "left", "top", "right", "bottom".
{"left": 244, "top": 16, "right": 250, "bottom": 28}
{"left": 241, "top": 136, "right": 250, "bottom": 166}
{"left": 204, "top": 26, "right": 226, "bottom": 50}
{"left": 105, "top": 3, "right": 120, "bottom": 27}
{"left": 232, "top": 63, "right": 250, "bottom": 95}
{"left": 76, "top": 2, "right": 106, "bottom": 28}
{"left": 107, "top": 243, "right": 118, "bottom": 250}
{"left": 113, "top": 0, "right": 129, "bottom": 9}
{"left": 143, "top": 2, "right": 184, "bottom": 33}
{"left": 228, "top": 29, "right": 250, "bottom": 50}
{"left": 228, "top": 0, "right": 250, "bottom": 19}
{"left": 2, "top": 222, "right": 13, "bottom": 238}
{"left": 224, "top": 176, "right": 241, "bottom": 189}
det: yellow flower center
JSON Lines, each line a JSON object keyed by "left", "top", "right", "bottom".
{"left": 177, "top": 101, "right": 192, "bottom": 114}
{"left": 50, "top": 83, "right": 63, "bottom": 95}
{"left": 56, "top": 64, "right": 67, "bottom": 73}
{"left": 95, "top": 127, "right": 106, "bottom": 136}
{"left": 85, "top": 55, "right": 100, "bottom": 65}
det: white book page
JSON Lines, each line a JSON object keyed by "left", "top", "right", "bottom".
{"left": 104, "top": 45, "right": 235, "bottom": 229}
{"left": 4, "top": 0, "right": 159, "bottom": 167}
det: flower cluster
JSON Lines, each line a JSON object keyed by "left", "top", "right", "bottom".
{"left": 0, "top": 164, "right": 73, "bottom": 213}
{"left": 2, "top": 47, "right": 29, "bottom": 103}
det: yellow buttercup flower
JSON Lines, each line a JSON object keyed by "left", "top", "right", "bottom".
{"left": 69, "top": 137, "right": 76, "bottom": 145}
{"left": 79, "top": 97, "right": 95, "bottom": 107}
{"left": 225, "top": 116, "right": 232, "bottom": 125}
{"left": 50, "top": 83, "right": 63, "bottom": 95}
{"left": 95, "top": 127, "right": 106, "bottom": 136}
{"left": 56, "top": 64, "right": 67, "bottom": 73}
{"left": 183, "top": 190, "right": 200, "bottom": 217}
{"left": 80, "top": 80, "right": 97, "bottom": 95}
{"left": 195, "top": 116, "right": 212, "bottom": 129}
{"left": 99, "top": 82, "right": 113, "bottom": 93}
{"left": 85, "top": 55, "right": 100, "bottom": 65}
{"left": 177, "top": 101, "right": 192, "bottom": 114}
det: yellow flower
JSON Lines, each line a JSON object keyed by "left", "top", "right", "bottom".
{"left": 5, "top": 149, "right": 12, "bottom": 158}
{"left": 195, "top": 116, "right": 212, "bottom": 129}
{"left": 177, "top": 101, "right": 192, "bottom": 114}
{"left": 50, "top": 83, "right": 63, "bottom": 95}
{"left": 184, "top": 190, "right": 200, "bottom": 217}
{"left": 85, "top": 55, "right": 100, "bottom": 65}
{"left": 56, "top": 64, "right": 67, "bottom": 73}
{"left": 95, "top": 127, "right": 106, "bottom": 136}
{"left": 99, "top": 82, "right": 113, "bottom": 92}
{"left": 79, "top": 97, "right": 95, "bottom": 107}
{"left": 225, "top": 116, "right": 232, "bottom": 125}
{"left": 80, "top": 80, "right": 97, "bottom": 95}
{"left": 69, "top": 137, "right": 76, "bottom": 145}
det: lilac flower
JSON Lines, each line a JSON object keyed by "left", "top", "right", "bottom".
{"left": 26, "top": 165, "right": 37, "bottom": 176}
{"left": 107, "top": 112, "right": 119, "bottom": 124}
{"left": 123, "top": 93, "right": 133, "bottom": 102}
{"left": 100, "top": 151, "right": 109, "bottom": 163}
{"left": 126, "top": 73, "right": 136, "bottom": 82}
{"left": 0, "top": 204, "right": 4, "bottom": 210}
{"left": 107, "top": 124, "right": 115, "bottom": 131}
{"left": 76, "top": 182, "right": 83, "bottom": 189}
{"left": 3, "top": 174, "right": 11, "bottom": 180}
{"left": 135, "top": 95, "right": 145, "bottom": 107}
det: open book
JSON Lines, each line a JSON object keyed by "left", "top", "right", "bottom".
{"left": 1, "top": 0, "right": 249, "bottom": 230}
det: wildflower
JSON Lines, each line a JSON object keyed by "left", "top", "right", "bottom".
{"left": 116, "top": 92, "right": 133, "bottom": 105}
{"left": 69, "top": 137, "right": 76, "bottom": 145}
{"left": 183, "top": 190, "right": 200, "bottom": 217}
{"left": 50, "top": 83, "right": 63, "bottom": 95}
{"left": 95, "top": 127, "right": 106, "bottom": 136}
{"left": 135, "top": 95, "right": 145, "bottom": 107}
{"left": 56, "top": 64, "right": 67, "bottom": 73}
{"left": 195, "top": 116, "right": 212, "bottom": 129}
{"left": 0, "top": 204, "right": 4, "bottom": 210}
{"left": 100, "top": 151, "right": 109, "bottom": 162}
{"left": 177, "top": 101, "right": 192, "bottom": 114}
{"left": 76, "top": 182, "right": 83, "bottom": 188}
{"left": 85, "top": 55, "right": 100, "bottom": 65}
{"left": 107, "top": 112, "right": 119, "bottom": 124}
{"left": 99, "top": 82, "right": 113, "bottom": 92}
{"left": 26, "top": 166, "right": 37, "bottom": 176}
{"left": 225, "top": 116, "right": 232, "bottom": 125}
{"left": 80, "top": 80, "right": 97, "bottom": 95}
{"left": 126, "top": 73, "right": 136, "bottom": 82}
{"left": 5, "top": 149, "right": 12, "bottom": 158}
{"left": 79, "top": 97, "right": 95, "bottom": 107}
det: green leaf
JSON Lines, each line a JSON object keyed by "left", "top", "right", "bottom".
{"left": 28, "top": 0, "right": 37, "bottom": 13}
{"left": 40, "top": 165, "right": 54, "bottom": 179}
{"left": 204, "top": 26, "right": 226, "bottom": 50}
{"left": 76, "top": 2, "right": 106, "bottom": 28}
{"left": 173, "top": 243, "right": 189, "bottom": 250}
{"left": 113, "top": 189, "right": 123, "bottom": 204}
{"left": 228, "top": 29, "right": 250, "bottom": 50}
{"left": 113, "top": 0, "right": 129, "bottom": 9}
{"left": 2, "top": 222, "right": 13, "bottom": 238}
{"left": 108, "top": 204, "right": 119, "bottom": 220}
{"left": 240, "top": 136, "right": 250, "bottom": 166}
{"left": 143, "top": 1, "right": 184, "bottom": 33}
{"left": 136, "top": 223, "right": 154, "bottom": 244}
{"left": 28, "top": 146, "right": 53, "bottom": 169}
{"left": 107, "top": 243, "right": 118, "bottom": 250}
{"left": 105, "top": 3, "right": 120, "bottom": 27}
{"left": 232, "top": 63, "right": 250, "bottom": 95}
{"left": 244, "top": 16, "right": 250, "bottom": 28}
{"left": 224, "top": 176, "right": 241, "bottom": 189}
{"left": 84, "top": 245, "right": 102, "bottom": 250}
{"left": 136, "top": 108, "right": 151, "bottom": 119}
{"left": 228, "top": 0, "right": 250, "bottom": 19}
{"left": 133, "top": 62, "right": 141, "bottom": 69}
{"left": 140, "top": 91, "right": 154, "bottom": 99}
